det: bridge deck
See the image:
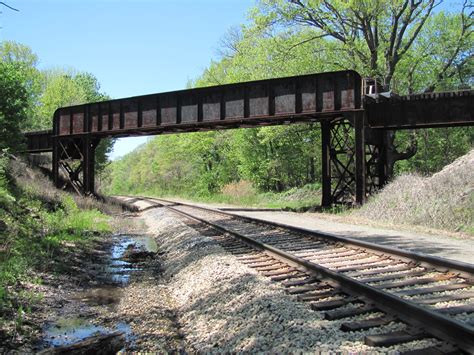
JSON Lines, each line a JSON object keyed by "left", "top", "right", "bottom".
{"left": 53, "top": 70, "right": 362, "bottom": 139}
{"left": 24, "top": 129, "right": 53, "bottom": 153}
{"left": 366, "top": 90, "right": 473, "bottom": 129}
{"left": 23, "top": 71, "right": 473, "bottom": 153}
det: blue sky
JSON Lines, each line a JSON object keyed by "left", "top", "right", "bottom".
{"left": 1, "top": 0, "right": 255, "bottom": 159}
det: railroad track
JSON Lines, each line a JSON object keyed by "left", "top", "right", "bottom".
{"left": 130, "top": 196, "right": 474, "bottom": 354}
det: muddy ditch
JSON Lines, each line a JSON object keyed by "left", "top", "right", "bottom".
{"left": 34, "top": 233, "right": 175, "bottom": 353}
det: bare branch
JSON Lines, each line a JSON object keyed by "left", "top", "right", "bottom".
{"left": 387, "top": 0, "right": 410, "bottom": 60}
{"left": 284, "top": 32, "right": 330, "bottom": 52}
{"left": 0, "top": 2, "right": 19, "bottom": 11}
{"left": 398, "top": 0, "right": 439, "bottom": 57}
{"left": 203, "top": 68, "right": 223, "bottom": 86}
{"left": 424, "top": 0, "right": 473, "bottom": 91}
{"left": 290, "top": 0, "right": 348, "bottom": 43}
{"left": 217, "top": 26, "right": 243, "bottom": 58}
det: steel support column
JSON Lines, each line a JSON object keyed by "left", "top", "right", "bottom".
{"left": 82, "top": 135, "right": 95, "bottom": 195}
{"left": 321, "top": 120, "right": 332, "bottom": 207}
{"left": 53, "top": 136, "right": 99, "bottom": 196}
{"left": 365, "top": 128, "right": 387, "bottom": 194}
{"left": 354, "top": 112, "right": 366, "bottom": 205}
{"left": 52, "top": 111, "right": 60, "bottom": 189}
{"left": 320, "top": 115, "right": 373, "bottom": 206}
{"left": 327, "top": 117, "right": 355, "bottom": 204}
{"left": 52, "top": 138, "right": 60, "bottom": 189}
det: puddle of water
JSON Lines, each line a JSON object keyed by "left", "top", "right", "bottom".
{"left": 73, "top": 286, "right": 123, "bottom": 306}
{"left": 106, "top": 234, "right": 157, "bottom": 284}
{"left": 43, "top": 317, "right": 132, "bottom": 347}
{"left": 42, "top": 234, "right": 155, "bottom": 350}
{"left": 133, "top": 235, "right": 158, "bottom": 253}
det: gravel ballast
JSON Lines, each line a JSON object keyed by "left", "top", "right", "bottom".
{"left": 141, "top": 207, "right": 441, "bottom": 353}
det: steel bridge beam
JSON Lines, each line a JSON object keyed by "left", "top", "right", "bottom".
{"left": 366, "top": 90, "right": 473, "bottom": 129}
{"left": 20, "top": 70, "right": 474, "bottom": 206}
{"left": 53, "top": 70, "right": 362, "bottom": 138}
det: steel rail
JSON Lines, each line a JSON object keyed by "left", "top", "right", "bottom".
{"left": 140, "top": 197, "right": 474, "bottom": 353}
{"left": 145, "top": 197, "right": 474, "bottom": 277}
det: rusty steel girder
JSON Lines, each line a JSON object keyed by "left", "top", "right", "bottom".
{"left": 53, "top": 70, "right": 362, "bottom": 138}
{"left": 366, "top": 90, "right": 474, "bottom": 129}
{"left": 21, "top": 70, "right": 474, "bottom": 206}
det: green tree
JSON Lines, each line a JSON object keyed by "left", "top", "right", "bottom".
{"left": 37, "top": 69, "right": 88, "bottom": 127}
{"left": 0, "top": 41, "right": 42, "bottom": 131}
{"left": 251, "top": 0, "right": 473, "bottom": 176}
{"left": 0, "top": 62, "right": 31, "bottom": 151}
{"left": 256, "top": 0, "right": 472, "bottom": 89}
{"left": 1, "top": 42, "right": 114, "bottom": 174}
{"left": 37, "top": 69, "right": 115, "bottom": 173}
{"left": 190, "top": 26, "right": 330, "bottom": 192}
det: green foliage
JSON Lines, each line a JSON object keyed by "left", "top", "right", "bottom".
{"left": 0, "top": 157, "right": 110, "bottom": 314}
{"left": 37, "top": 69, "right": 110, "bottom": 127}
{"left": 0, "top": 41, "right": 43, "bottom": 129}
{"left": 394, "top": 10, "right": 473, "bottom": 93}
{"left": 190, "top": 181, "right": 322, "bottom": 210}
{"left": 104, "top": 132, "right": 236, "bottom": 196}
{"left": 395, "top": 128, "right": 474, "bottom": 174}
{"left": 0, "top": 40, "right": 115, "bottom": 173}
{"left": 34, "top": 68, "right": 115, "bottom": 172}
{"left": 255, "top": 0, "right": 473, "bottom": 90}
{"left": 0, "top": 61, "right": 31, "bottom": 152}
{"left": 103, "top": 123, "right": 323, "bottom": 199}
{"left": 0, "top": 155, "right": 14, "bottom": 204}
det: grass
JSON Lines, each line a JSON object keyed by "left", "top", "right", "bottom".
{"left": 128, "top": 180, "right": 323, "bottom": 210}
{"left": 0, "top": 154, "right": 111, "bottom": 325}
{"left": 110, "top": 149, "right": 473, "bottom": 237}
{"left": 352, "top": 149, "right": 474, "bottom": 235}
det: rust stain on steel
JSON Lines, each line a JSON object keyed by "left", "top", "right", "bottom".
{"left": 366, "top": 90, "right": 474, "bottom": 129}
{"left": 23, "top": 70, "right": 474, "bottom": 154}
{"left": 20, "top": 72, "right": 473, "bottom": 208}
{"left": 24, "top": 130, "right": 53, "bottom": 152}
{"left": 53, "top": 70, "right": 362, "bottom": 138}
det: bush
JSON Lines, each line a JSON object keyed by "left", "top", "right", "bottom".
{"left": 221, "top": 180, "right": 257, "bottom": 198}
{"left": 0, "top": 62, "right": 29, "bottom": 152}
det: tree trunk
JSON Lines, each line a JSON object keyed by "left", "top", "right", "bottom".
{"left": 309, "top": 157, "right": 315, "bottom": 183}
{"left": 383, "top": 130, "right": 417, "bottom": 179}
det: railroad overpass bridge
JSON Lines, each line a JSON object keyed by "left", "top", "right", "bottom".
{"left": 23, "top": 70, "right": 473, "bottom": 206}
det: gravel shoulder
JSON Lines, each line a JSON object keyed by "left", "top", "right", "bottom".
{"left": 8, "top": 196, "right": 469, "bottom": 352}
{"left": 138, "top": 206, "right": 443, "bottom": 353}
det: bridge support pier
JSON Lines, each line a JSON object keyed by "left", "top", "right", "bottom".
{"left": 354, "top": 112, "right": 366, "bottom": 205}
{"left": 321, "top": 113, "right": 385, "bottom": 207}
{"left": 52, "top": 136, "right": 99, "bottom": 196}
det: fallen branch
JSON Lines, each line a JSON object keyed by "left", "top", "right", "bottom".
{"left": 38, "top": 331, "right": 125, "bottom": 355}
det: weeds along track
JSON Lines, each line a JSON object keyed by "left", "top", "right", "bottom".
{"left": 136, "top": 197, "right": 474, "bottom": 353}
